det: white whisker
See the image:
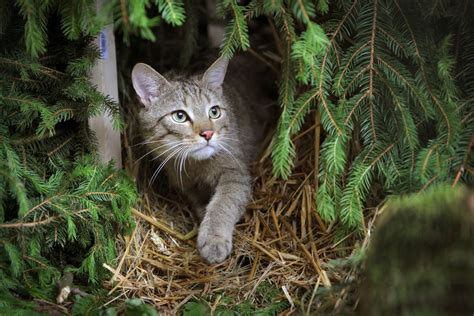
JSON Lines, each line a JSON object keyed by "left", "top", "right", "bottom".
{"left": 218, "top": 138, "right": 241, "bottom": 148}
{"left": 217, "top": 142, "right": 244, "bottom": 169}
{"left": 131, "top": 139, "right": 163, "bottom": 147}
{"left": 174, "top": 147, "right": 189, "bottom": 188}
{"left": 150, "top": 141, "right": 192, "bottom": 162}
{"left": 141, "top": 142, "right": 181, "bottom": 164}
{"left": 135, "top": 139, "right": 184, "bottom": 163}
{"left": 149, "top": 145, "right": 184, "bottom": 186}
{"left": 135, "top": 143, "right": 174, "bottom": 163}
{"left": 182, "top": 148, "right": 190, "bottom": 177}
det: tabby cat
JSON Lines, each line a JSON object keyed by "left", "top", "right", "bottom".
{"left": 131, "top": 56, "right": 271, "bottom": 263}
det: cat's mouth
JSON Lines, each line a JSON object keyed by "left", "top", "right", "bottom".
{"left": 191, "top": 144, "right": 216, "bottom": 160}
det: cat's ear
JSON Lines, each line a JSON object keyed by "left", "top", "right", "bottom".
{"left": 132, "top": 63, "right": 171, "bottom": 107}
{"left": 201, "top": 56, "right": 229, "bottom": 90}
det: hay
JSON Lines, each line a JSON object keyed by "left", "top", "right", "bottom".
{"left": 110, "top": 105, "right": 378, "bottom": 314}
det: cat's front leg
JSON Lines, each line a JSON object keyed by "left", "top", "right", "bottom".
{"left": 197, "top": 168, "right": 251, "bottom": 264}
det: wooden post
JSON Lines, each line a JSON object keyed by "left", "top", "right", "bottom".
{"left": 89, "top": 1, "right": 122, "bottom": 167}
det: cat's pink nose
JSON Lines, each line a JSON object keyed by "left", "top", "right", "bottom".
{"left": 200, "top": 130, "right": 214, "bottom": 141}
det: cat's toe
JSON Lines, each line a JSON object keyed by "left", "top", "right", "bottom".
{"left": 197, "top": 234, "right": 232, "bottom": 264}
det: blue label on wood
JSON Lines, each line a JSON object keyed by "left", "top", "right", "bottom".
{"left": 99, "top": 31, "right": 108, "bottom": 59}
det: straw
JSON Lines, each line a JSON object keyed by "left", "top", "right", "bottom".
{"left": 111, "top": 99, "right": 375, "bottom": 313}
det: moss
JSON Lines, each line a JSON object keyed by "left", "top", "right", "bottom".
{"left": 361, "top": 186, "right": 474, "bottom": 316}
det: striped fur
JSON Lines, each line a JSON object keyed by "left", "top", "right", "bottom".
{"left": 132, "top": 56, "right": 271, "bottom": 263}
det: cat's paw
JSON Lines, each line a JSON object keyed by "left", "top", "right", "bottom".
{"left": 197, "top": 231, "right": 232, "bottom": 264}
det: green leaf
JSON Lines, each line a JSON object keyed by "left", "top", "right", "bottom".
{"left": 124, "top": 299, "right": 159, "bottom": 316}
{"left": 182, "top": 301, "right": 211, "bottom": 316}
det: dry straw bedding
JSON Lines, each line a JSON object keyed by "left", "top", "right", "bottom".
{"left": 107, "top": 120, "right": 378, "bottom": 314}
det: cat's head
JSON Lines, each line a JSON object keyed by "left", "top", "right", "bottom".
{"left": 131, "top": 57, "right": 232, "bottom": 161}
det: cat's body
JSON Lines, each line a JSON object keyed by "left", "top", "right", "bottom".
{"left": 132, "top": 56, "right": 272, "bottom": 263}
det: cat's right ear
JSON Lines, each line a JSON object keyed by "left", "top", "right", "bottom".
{"left": 132, "top": 63, "right": 171, "bottom": 108}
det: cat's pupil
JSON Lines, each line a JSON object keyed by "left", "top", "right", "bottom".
{"left": 209, "top": 106, "right": 220, "bottom": 118}
{"left": 171, "top": 110, "right": 187, "bottom": 123}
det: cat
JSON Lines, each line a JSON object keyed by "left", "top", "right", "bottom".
{"left": 131, "top": 55, "right": 272, "bottom": 263}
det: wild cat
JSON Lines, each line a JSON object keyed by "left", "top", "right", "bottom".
{"left": 131, "top": 56, "right": 271, "bottom": 263}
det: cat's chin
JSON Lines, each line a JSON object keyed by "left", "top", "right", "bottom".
{"left": 191, "top": 145, "right": 216, "bottom": 160}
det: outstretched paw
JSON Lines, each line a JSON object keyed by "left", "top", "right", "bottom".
{"left": 197, "top": 231, "right": 232, "bottom": 264}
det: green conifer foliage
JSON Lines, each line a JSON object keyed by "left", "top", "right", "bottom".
{"left": 218, "top": 0, "right": 473, "bottom": 230}
{"left": 111, "top": 0, "right": 187, "bottom": 43}
{"left": 0, "top": 1, "right": 138, "bottom": 309}
{"left": 313, "top": 0, "right": 473, "bottom": 229}
{"left": 1, "top": 0, "right": 473, "bottom": 310}
{"left": 0, "top": 0, "right": 192, "bottom": 310}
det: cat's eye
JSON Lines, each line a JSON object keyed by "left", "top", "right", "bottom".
{"left": 209, "top": 106, "right": 221, "bottom": 119}
{"left": 171, "top": 110, "right": 188, "bottom": 123}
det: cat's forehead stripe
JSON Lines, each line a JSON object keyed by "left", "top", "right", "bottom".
{"left": 183, "top": 95, "right": 195, "bottom": 111}
{"left": 175, "top": 80, "right": 215, "bottom": 109}
{"left": 181, "top": 80, "right": 199, "bottom": 95}
{"left": 202, "top": 91, "right": 212, "bottom": 104}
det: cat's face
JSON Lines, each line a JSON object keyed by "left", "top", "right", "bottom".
{"left": 132, "top": 57, "right": 233, "bottom": 161}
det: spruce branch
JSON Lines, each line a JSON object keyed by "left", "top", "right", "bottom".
{"left": 340, "top": 143, "right": 395, "bottom": 228}
{"left": 156, "top": 0, "right": 186, "bottom": 26}
{"left": 220, "top": 0, "right": 250, "bottom": 57}
{"left": 393, "top": 0, "right": 454, "bottom": 145}
{"left": 0, "top": 209, "right": 90, "bottom": 229}
{"left": 316, "top": 0, "right": 360, "bottom": 135}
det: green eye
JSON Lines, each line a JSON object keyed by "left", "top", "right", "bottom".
{"left": 209, "top": 106, "right": 221, "bottom": 119}
{"left": 171, "top": 110, "right": 188, "bottom": 123}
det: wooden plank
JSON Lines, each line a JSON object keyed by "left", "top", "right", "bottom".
{"left": 89, "top": 1, "right": 122, "bottom": 167}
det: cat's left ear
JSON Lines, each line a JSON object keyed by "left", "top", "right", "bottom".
{"left": 201, "top": 56, "right": 229, "bottom": 90}
{"left": 132, "top": 63, "right": 171, "bottom": 108}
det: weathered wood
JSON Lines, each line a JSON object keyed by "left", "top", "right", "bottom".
{"left": 89, "top": 2, "right": 122, "bottom": 167}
